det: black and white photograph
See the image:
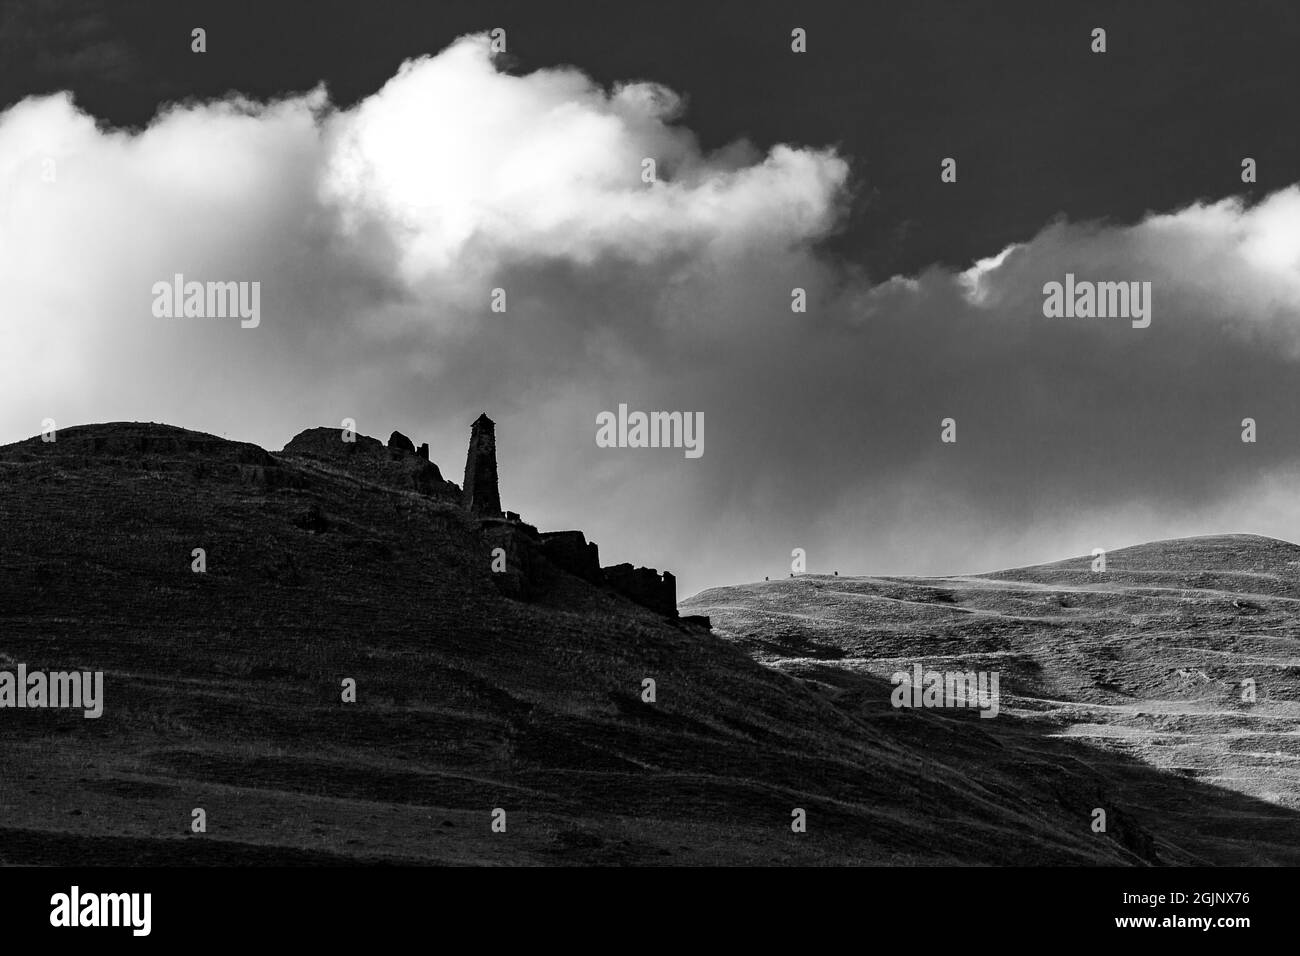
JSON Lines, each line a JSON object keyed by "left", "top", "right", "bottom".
{"left": 0, "top": 0, "right": 1295, "bottom": 939}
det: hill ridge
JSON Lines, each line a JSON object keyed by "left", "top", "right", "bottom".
{"left": 3, "top": 419, "right": 1297, "bottom": 864}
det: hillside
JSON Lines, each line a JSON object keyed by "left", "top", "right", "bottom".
{"left": 683, "top": 534, "right": 1300, "bottom": 862}
{"left": 1, "top": 424, "right": 1296, "bottom": 864}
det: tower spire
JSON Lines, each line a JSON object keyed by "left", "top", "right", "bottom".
{"left": 463, "top": 413, "right": 503, "bottom": 517}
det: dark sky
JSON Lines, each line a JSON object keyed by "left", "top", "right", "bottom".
{"left": 5, "top": 0, "right": 1299, "bottom": 278}
{"left": 5, "top": 1, "right": 1300, "bottom": 596}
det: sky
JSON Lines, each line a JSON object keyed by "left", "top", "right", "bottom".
{"left": 3, "top": 0, "right": 1300, "bottom": 598}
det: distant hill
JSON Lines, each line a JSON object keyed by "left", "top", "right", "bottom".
{"left": 684, "top": 534, "right": 1300, "bottom": 863}
{"left": 1, "top": 424, "right": 1296, "bottom": 864}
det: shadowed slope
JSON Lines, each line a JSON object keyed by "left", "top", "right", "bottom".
{"left": 2, "top": 426, "right": 1294, "bottom": 864}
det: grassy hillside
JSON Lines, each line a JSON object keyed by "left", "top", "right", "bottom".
{"left": 1, "top": 424, "right": 1295, "bottom": 864}
{"left": 684, "top": 534, "right": 1300, "bottom": 864}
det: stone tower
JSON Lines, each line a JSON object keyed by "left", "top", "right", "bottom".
{"left": 462, "top": 413, "right": 503, "bottom": 517}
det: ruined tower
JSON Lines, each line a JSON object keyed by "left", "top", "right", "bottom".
{"left": 462, "top": 413, "right": 503, "bottom": 517}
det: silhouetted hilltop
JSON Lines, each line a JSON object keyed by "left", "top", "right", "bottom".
{"left": 0, "top": 422, "right": 292, "bottom": 487}
{"left": 2, "top": 422, "right": 1296, "bottom": 864}
{"left": 3, "top": 421, "right": 274, "bottom": 467}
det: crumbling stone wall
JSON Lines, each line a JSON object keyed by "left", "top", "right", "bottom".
{"left": 540, "top": 531, "right": 602, "bottom": 584}
{"left": 458, "top": 414, "right": 679, "bottom": 619}
{"left": 482, "top": 521, "right": 543, "bottom": 601}
{"left": 601, "top": 564, "right": 677, "bottom": 617}
{"left": 388, "top": 431, "right": 416, "bottom": 455}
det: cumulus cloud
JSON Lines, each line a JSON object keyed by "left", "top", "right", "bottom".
{"left": 3, "top": 32, "right": 1300, "bottom": 597}
{"left": 322, "top": 38, "right": 847, "bottom": 290}
{"left": 0, "top": 33, "right": 848, "bottom": 429}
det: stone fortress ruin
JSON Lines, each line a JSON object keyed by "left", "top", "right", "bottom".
{"left": 333, "top": 413, "right": 681, "bottom": 619}
{"left": 462, "top": 413, "right": 503, "bottom": 518}
{"left": 456, "top": 413, "right": 679, "bottom": 618}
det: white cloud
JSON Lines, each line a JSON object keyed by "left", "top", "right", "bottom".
{"left": 321, "top": 35, "right": 849, "bottom": 289}
{"left": 958, "top": 243, "right": 1019, "bottom": 305}
{"left": 4, "top": 32, "right": 1300, "bottom": 598}
{"left": 957, "top": 187, "right": 1300, "bottom": 352}
{"left": 0, "top": 32, "right": 849, "bottom": 452}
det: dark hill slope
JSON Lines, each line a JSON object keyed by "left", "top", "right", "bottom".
{"left": 1, "top": 425, "right": 1290, "bottom": 864}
